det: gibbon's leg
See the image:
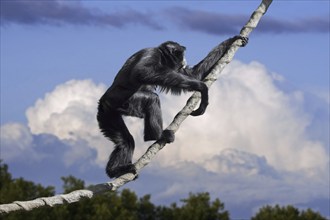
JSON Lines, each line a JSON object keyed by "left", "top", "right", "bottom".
{"left": 118, "top": 91, "right": 163, "bottom": 142}
{"left": 97, "top": 103, "right": 136, "bottom": 178}
{"left": 143, "top": 92, "right": 163, "bottom": 141}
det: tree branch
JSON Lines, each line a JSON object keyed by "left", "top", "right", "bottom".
{"left": 0, "top": 0, "right": 273, "bottom": 215}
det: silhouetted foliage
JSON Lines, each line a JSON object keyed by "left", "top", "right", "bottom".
{"left": 0, "top": 162, "right": 229, "bottom": 220}
{"left": 1, "top": 162, "right": 326, "bottom": 220}
{"left": 252, "top": 204, "right": 327, "bottom": 220}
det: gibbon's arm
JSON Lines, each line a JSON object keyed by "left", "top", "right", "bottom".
{"left": 182, "top": 35, "right": 248, "bottom": 80}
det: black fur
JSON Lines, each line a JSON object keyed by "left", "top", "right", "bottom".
{"left": 97, "top": 35, "right": 248, "bottom": 178}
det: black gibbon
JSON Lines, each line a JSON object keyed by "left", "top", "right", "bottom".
{"left": 97, "top": 35, "right": 248, "bottom": 178}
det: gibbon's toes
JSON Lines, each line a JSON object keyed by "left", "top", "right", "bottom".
{"left": 239, "top": 36, "right": 249, "bottom": 47}
{"left": 190, "top": 109, "right": 203, "bottom": 116}
{"left": 190, "top": 106, "right": 206, "bottom": 116}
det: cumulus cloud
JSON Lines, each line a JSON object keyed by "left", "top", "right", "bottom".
{"left": 1, "top": 60, "right": 328, "bottom": 217}
{"left": 0, "top": 123, "right": 40, "bottom": 161}
{"left": 0, "top": 121, "right": 97, "bottom": 168}
{"left": 124, "top": 60, "right": 328, "bottom": 214}
{"left": 5, "top": 62, "right": 328, "bottom": 178}
{"left": 0, "top": 123, "right": 51, "bottom": 162}
{"left": 151, "top": 61, "right": 328, "bottom": 180}
{"left": 136, "top": 157, "right": 328, "bottom": 218}
{"left": 204, "top": 148, "right": 279, "bottom": 177}
{"left": 26, "top": 79, "right": 109, "bottom": 165}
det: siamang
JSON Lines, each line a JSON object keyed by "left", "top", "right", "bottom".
{"left": 97, "top": 35, "right": 248, "bottom": 178}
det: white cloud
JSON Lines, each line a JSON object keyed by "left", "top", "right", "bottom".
{"left": 1, "top": 60, "right": 328, "bottom": 217}
{"left": 6, "top": 61, "right": 327, "bottom": 179}
{"left": 25, "top": 79, "right": 110, "bottom": 165}
{"left": 0, "top": 123, "right": 42, "bottom": 161}
{"left": 134, "top": 148, "right": 328, "bottom": 216}
{"left": 204, "top": 148, "right": 279, "bottom": 177}
{"left": 26, "top": 79, "right": 103, "bottom": 140}
{"left": 118, "top": 60, "right": 328, "bottom": 214}
{"left": 154, "top": 61, "right": 328, "bottom": 178}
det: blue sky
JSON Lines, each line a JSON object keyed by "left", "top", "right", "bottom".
{"left": 1, "top": 1, "right": 329, "bottom": 219}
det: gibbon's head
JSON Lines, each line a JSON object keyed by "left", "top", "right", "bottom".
{"left": 160, "top": 41, "right": 187, "bottom": 69}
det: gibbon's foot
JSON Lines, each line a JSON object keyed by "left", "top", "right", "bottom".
{"left": 160, "top": 129, "right": 175, "bottom": 143}
{"left": 144, "top": 132, "right": 161, "bottom": 142}
{"left": 190, "top": 101, "right": 208, "bottom": 116}
{"left": 106, "top": 163, "right": 137, "bottom": 179}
